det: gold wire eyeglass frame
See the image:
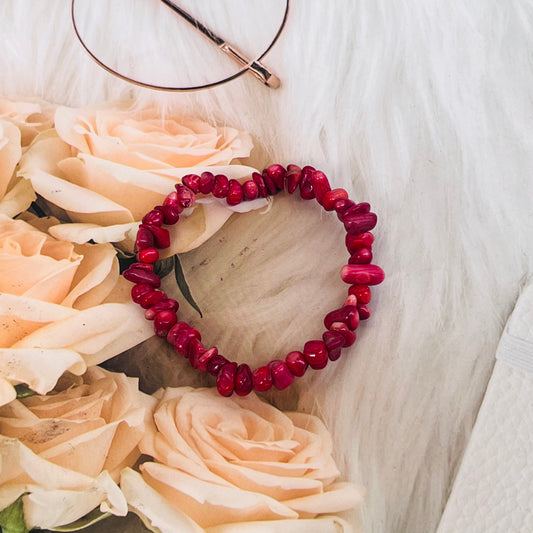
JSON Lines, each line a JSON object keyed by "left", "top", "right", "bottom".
{"left": 71, "top": 0, "right": 290, "bottom": 91}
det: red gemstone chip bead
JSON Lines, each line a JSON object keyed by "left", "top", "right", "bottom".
{"left": 303, "top": 340, "right": 328, "bottom": 369}
{"left": 252, "top": 366, "right": 273, "bottom": 392}
{"left": 268, "top": 360, "right": 295, "bottom": 390}
{"left": 322, "top": 188, "right": 348, "bottom": 211}
{"left": 285, "top": 351, "right": 308, "bottom": 377}
{"left": 234, "top": 364, "right": 254, "bottom": 396}
{"left": 341, "top": 264, "right": 385, "bottom": 285}
{"left": 138, "top": 247, "right": 159, "bottom": 264}
{"left": 217, "top": 362, "right": 237, "bottom": 397}
{"left": 349, "top": 284, "right": 372, "bottom": 304}
{"left": 213, "top": 174, "right": 230, "bottom": 198}
{"left": 227, "top": 179, "right": 244, "bottom": 206}
{"left": 322, "top": 330, "right": 345, "bottom": 361}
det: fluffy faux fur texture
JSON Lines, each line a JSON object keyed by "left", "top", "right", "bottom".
{"left": 1, "top": 1, "right": 533, "bottom": 532}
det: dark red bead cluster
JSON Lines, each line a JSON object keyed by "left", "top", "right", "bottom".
{"left": 124, "top": 164, "right": 385, "bottom": 397}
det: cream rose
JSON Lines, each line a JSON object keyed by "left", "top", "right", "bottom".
{"left": 121, "top": 387, "right": 363, "bottom": 533}
{"left": 0, "top": 117, "right": 35, "bottom": 218}
{"left": 18, "top": 101, "right": 266, "bottom": 255}
{"left": 0, "top": 97, "right": 55, "bottom": 147}
{"left": 0, "top": 367, "right": 155, "bottom": 530}
{"left": 0, "top": 214, "right": 153, "bottom": 406}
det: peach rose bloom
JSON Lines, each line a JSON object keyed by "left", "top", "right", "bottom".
{"left": 0, "top": 367, "right": 155, "bottom": 530}
{"left": 0, "top": 118, "right": 35, "bottom": 218}
{"left": 18, "top": 101, "right": 266, "bottom": 255}
{"left": 0, "top": 97, "right": 55, "bottom": 147}
{"left": 0, "top": 214, "right": 153, "bottom": 406}
{"left": 121, "top": 387, "right": 363, "bottom": 533}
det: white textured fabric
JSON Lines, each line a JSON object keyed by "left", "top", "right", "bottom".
{"left": 1, "top": 2, "right": 533, "bottom": 533}
{"left": 437, "top": 284, "right": 533, "bottom": 533}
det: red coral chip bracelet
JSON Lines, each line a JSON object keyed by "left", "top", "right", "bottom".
{"left": 124, "top": 164, "right": 385, "bottom": 397}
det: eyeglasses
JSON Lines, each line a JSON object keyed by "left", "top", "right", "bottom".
{"left": 71, "top": 0, "right": 289, "bottom": 91}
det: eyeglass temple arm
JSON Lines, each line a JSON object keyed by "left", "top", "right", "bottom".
{"left": 159, "top": 0, "right": 281, "bottom": 88}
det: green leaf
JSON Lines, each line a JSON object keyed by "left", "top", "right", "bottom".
{"left": 0, "top": 497, "right": 29, "bottom": 533}
{"left": 153, "top": 256, "right": 174, "bottom": 279}
{"left": 14, "top": 385, "right": 37, "bottom": 399}
{"left": 49, "top": 509, "right": 111, "bottom": 531}
{"left": 174, "top": 255, "right": 203, "bottom": 318}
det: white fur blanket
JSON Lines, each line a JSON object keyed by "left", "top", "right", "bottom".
{"left": 1, "top": 2, "right": 532, "bottom": 532}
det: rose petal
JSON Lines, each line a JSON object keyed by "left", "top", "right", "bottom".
{"left": 0, "top": 178, "right": 35, "bottom": 218}
{"left": 205, "top": 460, "right": 323, "bottom": 501}
{"left": 0, "top": 119, "right": 21, "bottom": 199}
{"left": 140, "top": 462, "right": 298, "bottom": 528}
{"left": 204, "top": 516, "right": 356, "bottom": 533}
{"left": 283, "top": 482, "right": 365, "bottom": 517}
{"left": 120, "top": 467, "right": 205, "bottom": 533}
{"left": 11, "top": 302, "right": 154, "bottom": 367}
{"left": 61, "top": 242, "right": 118, "bottom": 309}
{"left": 48, "top": 221, "right": 138, "bottom": 247}
{"left": 23, "top": 471, "right": 127, "bottom": 529}
{"left": 0, "top": 348, "right": 86, "bottom": 404}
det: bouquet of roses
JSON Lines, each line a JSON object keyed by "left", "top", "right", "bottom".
{"left": 0, "top": 98, "right": 364, "bottom": 533}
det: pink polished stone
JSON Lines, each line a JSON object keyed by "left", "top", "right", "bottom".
{"left": 135, "top": 226, "right": 155, "bottom": 251}
{"left": 213, "top": 174, "right": 229, "bottom": 198}
{"left": 207, "top": 354, "right": 229, "bottom": 376}
{"left": 299, "top": 166, "right": 315, "bottom": 200}
{"left": 131, "top": 283, "right": 152, "bottom": 303}
{"left": 341, "top": 264, "right": 385, "bottom": 285}
{"left": 156, "top": 204, "right": 181, "bottom": 225}
{"left": 174, "top": 184, "right": 196, "bottom": 208}
{"left": 324, "top": 305, "right": 359, "bottom": 330}
{"left": 349, "top": 247, "right": 373, "bottom": 265}
{"left": 268, "top": 360, "right": 295, "bottom": 390}
{"left": 182, "top": 174, "right": 201, "bottom": 193}
{"left": 243, "top": 180, "right": 259, "bottom": 200}
{"left": 329, "top": 322, "right": 356, "bottom": 346}
{"left": 252, "top": 365, "right": 273, "bottom": 391}
{"left": 196, "top": 347, "right": 218, "bottom": 373}
{"left": 138, "top": 290, "right": 167, "bottom": 309}
{"left": 199, "top": 172, "right": 216, "bottom": 194}
{"left": 140, "top": 224, "right": 170, "bottom": 249}
{"left": 349, "top": 284, "right": 372, "bottom": 304}
{"left": 145, "top": 298, "right": 179, "bottom": 320}
{"left": 261, "top": 170, "right": 278, "bottom": 195}
{"left": 129, "top": 262, "right": 153, "bottom": 272}
{"left": 266, "top": 164, "right": 286, "bottom": 190}
{"left": 357, "top": 304, "right": 371, "bottom": 320}
{"left": 343, "top": 212, "right": 378, "bottom": 235}
{"left": 310, "top": 170, "right": 331, "bottom": 205}
{"left": 285, "top": 164, "right": 302, "bottom": 194}
{"left": 216, "top": 362, "right": 237, "bottom": 397}
{"left": 234, "top": 364, "right": 253, "bottom": 396}
{"left": 166, "top": 322, "right": 192, "bottom": 345}
{"left": 138, "top": 248, "right": 159, "bottom": 264}
{"left": 142, "top": 209, "right": 164, "bottom": 226}
{"left": 122, "top": 267, "right": 161, "bottom": 287}
{"left": 252, "top": 172, "right": 268, "bottom": 198}
{"left": 322, "top": 330, "right": 345, "bottom": 361}
{"left": 303, "top": 340, "right": 328, "bottom": 370}
{"left": 338, "top": 202, "right": 371, "bottom": 220}
{"left": 285, "top": 351, "right": 308, "bottom": 377}
{"left": 345, "top": 232, "right": 374, "bottom": 253}
{"left": 322, "top": 188, "right": 348, "bottom": 211}
{"left": 227, "top": 179, "right": 244, "bottom": 205}
{"left": 187, "top": 337, "right": 206, "bottom": 368}
{"left": 154, "top": 310, "right": 177, "bottom": 338}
